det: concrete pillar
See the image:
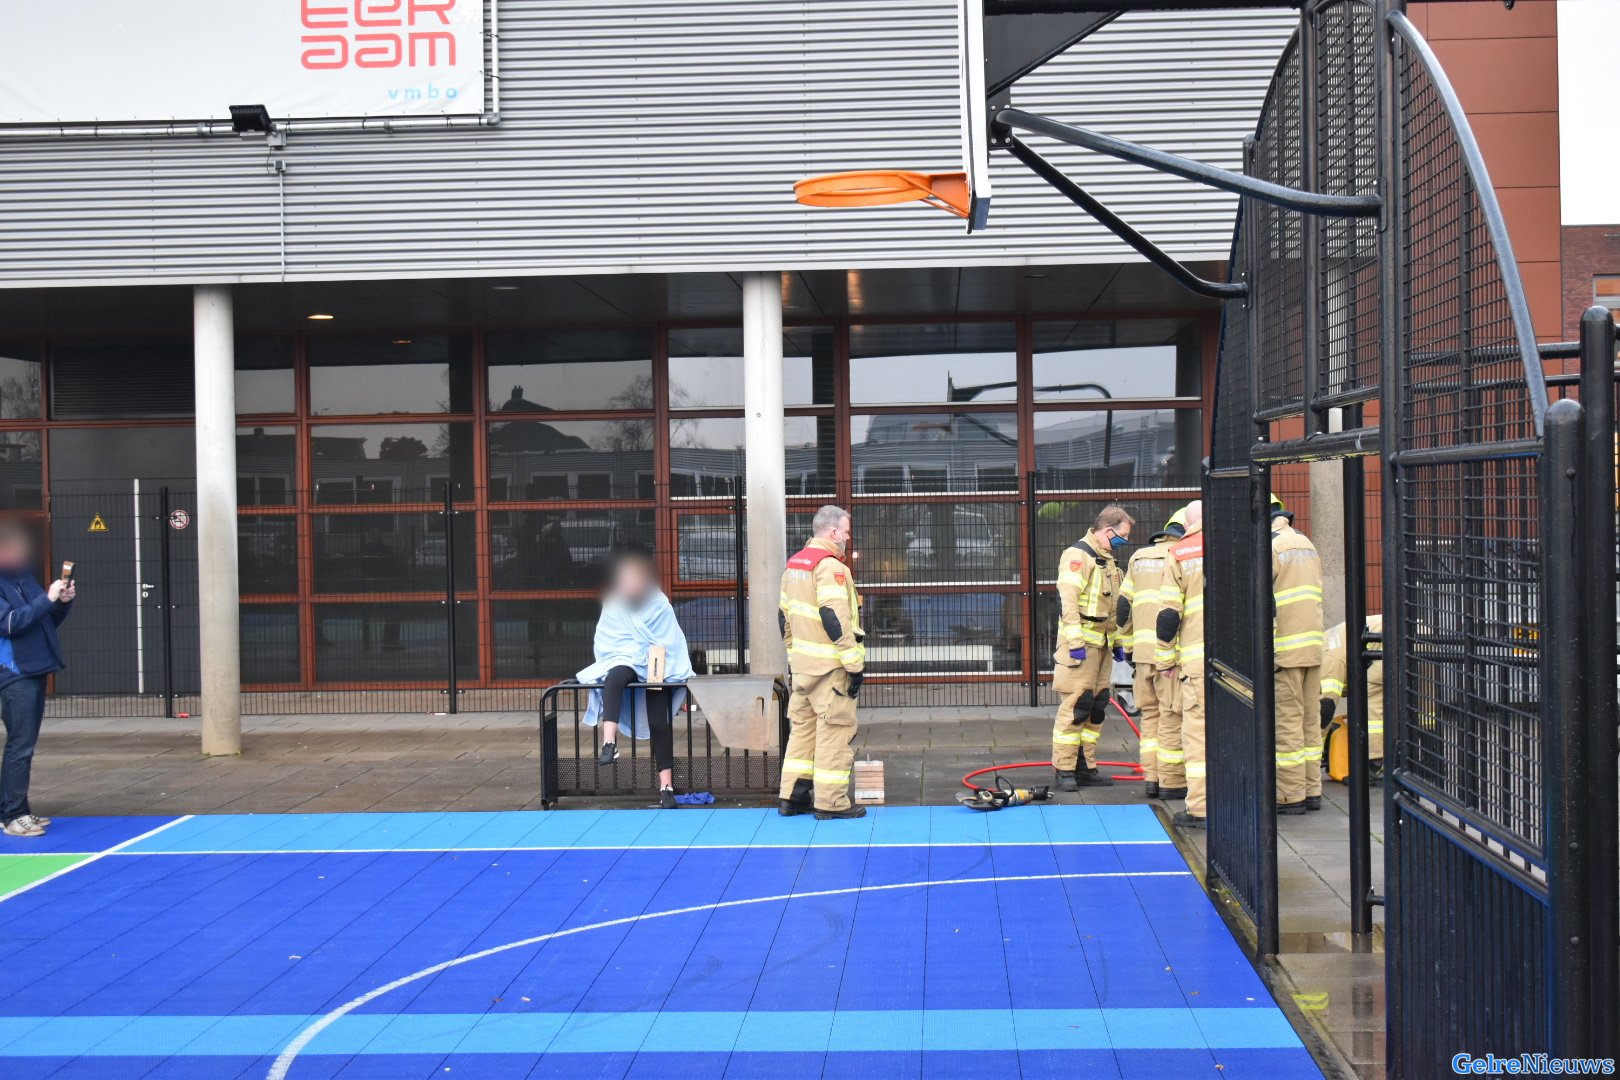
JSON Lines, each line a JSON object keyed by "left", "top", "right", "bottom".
{"left": 194, "top": 285, "right": 242, "bottom": 756}
{"left": 742, "top": 272, "right": 787, "bottom": 677}
{"left": 1310, "top": 407, "right": 1347, "bottom": 629}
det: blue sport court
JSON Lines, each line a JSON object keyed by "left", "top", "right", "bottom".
{"left": 0, "top": 806, "right": 1322, "bottom": 1078}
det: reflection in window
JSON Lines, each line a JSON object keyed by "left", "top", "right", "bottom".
{"left": 310, "top": 423, "right": 473, "bottom": 503}
{"left": 674, "top": 513, "right": 741, "bottom": 583}
{"left": 786, "top": 416, "right": 836, "bottom": 495}
{"left": 242, "top": 603, "right": 300, "bottom": 685}
{"left": 314, "top": 601, "right": 477, "bottom": 684}
{"left": 856, "top": 502, "right": 1018, "bottom": 586}
{"left": 487, "top": 329, "right": 653, "bottom": 412}
{"left": 488, "top": 509, "right": 654, "bottom": 590}
{"left": 1032, "top": 496, "right": 1190, "bottom": 594}
{"left": 669, "top": 417, "right": 744, "bottom": 496}
{"left": 849, "top": 323, "right": 1016, "bottom": 405}
{"left": 308, "top": 334, "right": 473, "bottom": 416}
{"left": 0, "top": 430, "right": 42, "bottom": 510}
{"left": 1034, "top": 409, "right": 1202, "bottom": 490}
{"left": 238, "top": 426, "right": 295, "bottom": 507}
{"left": 667, "top": 328, "right": 742, "bottom": 409}
{"left": 488, "top": 419, "right": 653, "bottom": 502}
{"left": 236, "top": 337, "right": 296, "bottom": 415}
{"left": 851, "top": 412, "right": 1018, "bottom": 494}
{"left": 0, "top": 350, "right": 41, "bottom": 419}
{"left": 311, "top": 511, "right": 475, "bottom": 594}
{"left": 1031, "top": 320, "right": 1201, "bottom": 400}
{"left": 492, "top": 599, "right": 599, "bottom": 681}
{"left": 239, "top": 515, "right": 297, "bottom": 594}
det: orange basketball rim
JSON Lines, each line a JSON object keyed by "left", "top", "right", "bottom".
{"left": 793, "top": 169, "right": 971, "bottom": 219}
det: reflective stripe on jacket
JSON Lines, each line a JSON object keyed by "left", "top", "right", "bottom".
{"left": 1052, "top": 530, "right": 1122, "bottom": 665}
{"left": 1119, "top": 538, "right": 1175, "bottom": 663}
{"left": 1157, "top": 526, "right": 1205, "bottom": 677}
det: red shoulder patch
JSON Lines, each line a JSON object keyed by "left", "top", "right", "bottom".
{"left": 833, "top": 571, "right": 845, "bottom": 585}
{"left": 1069, "top": 560, "right": 1081, "bottom": 572}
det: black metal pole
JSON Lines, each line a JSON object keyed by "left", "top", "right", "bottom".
{"left": 443, "top": 483, "right": 458, "bottom": 715}
{"left": 734, "top": 477, "right": 746, "bottom": 674}
{"left": 1341, "top": 445, "right": 1373, "bottom": 943}
{"left": 1026, "top": 471, "right": 1041, "bottom": 709}
{"left": 159, "top": 486, "right": 175, "bottom": 719}
{"left": 1542, "top": 398, "right": 1590, "bottom": 1055}
{"left": 1299, "top": 1, "right": 1324, "bottom": 438}
{"left": 1577, "top": 307, "right": 1618, "bottom": 1048}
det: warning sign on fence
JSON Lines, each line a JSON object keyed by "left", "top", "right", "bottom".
{"left": 88, "top": 514, "right": 107, "bottom": 533}
{"left": 169, "top": 509, "right": 190, "bottom": 531}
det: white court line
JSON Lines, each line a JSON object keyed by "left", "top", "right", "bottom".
{"left": 0, "top": 815, "right": 195, "bottom": 905}
{"left": 78, "top": 839, "right": 1170, "bottom": 856}
{"left": 266, "top": 868, "right": 1192, "bottom": 1080}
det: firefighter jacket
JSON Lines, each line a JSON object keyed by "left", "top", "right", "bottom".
{"left": 1117, "top": 534, "right": 1177, "bottom": 664}
{"left": 1053, "top": 529, "right": 1123, "bottom": 664}
{"left": 1272, "top": 518, "right": 1324, "bottom": 667}
{"left": 780, "top": 537, "right": 865, "bottom": 676}
{"left": 1321, "top": 615, "right": 1383, "bottom": 730}
{"left": 1155, "top": 524, "right": 1206, "bottom": 676}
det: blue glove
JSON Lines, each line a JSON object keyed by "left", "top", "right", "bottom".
{"left": 1069, "top": 647, "right": 1087, "bottom": 661}
{"left": 1112, "top": 645, "right": 1127, "bottom": 663}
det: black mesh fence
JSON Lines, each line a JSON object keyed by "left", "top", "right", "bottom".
{"left": 1253, "top": 37, "right": 1306, "bottom": 416}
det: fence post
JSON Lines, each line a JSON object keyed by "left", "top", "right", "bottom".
{"left": 1577, "top": 307, "right": 1618, "bottom": 1047}
{"left": 1542, "top": 398, "right": 1590, "bottom": 1054}
{"left": 1341, "top": 448, "right": 1374, "bottom": 944}
{"left": 1251, "top": 465, "right": 1279, "bottom": 957}
{"left": 734, "top": 477, "right": 746, "bottom": 673}
{"left": 159, "top": 486, "right": 175, "bottom": 720}
{"left": 1025, "top": 471, "right": 1041, "bottom": 709}
{"left": 443, "top": 483, "right": 458, "bottom": 715}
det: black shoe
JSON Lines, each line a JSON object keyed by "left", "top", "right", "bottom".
{"left": 1144, "top": 781, "right": 1160, "bottom": 799}
{"left": 597, "top": 742, "right": 620, "bottom": 766}
{"left": 1277, "top": 800, "right": 1308, "bottom": 815}
{"left": 813, "top": 805, "right": 867, "bottom": 820}
{"left": 660, "top": 787, "right": 678, "bottom": 810}
{"left": 1369, "top": 762, "right": 1384, "bottom": 787}
{"left": 1172, "top": 810, "right": 1206, "bottom": 829}
{"left": 1054, "top": 770, "right": 1079, "bottom": 793}
{"left": 1305, "top": 795, "right": 1323, "bottom": 811}
{"left": 1157, "top": 786, "right": 1188, "bottom": 801}
{"left": 1075, "top": 768, "right": 1114, "bottom": 787}
{"left": 777, "top": 799, "right": 812, "bottom": 817}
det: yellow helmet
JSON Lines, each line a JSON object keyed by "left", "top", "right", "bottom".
{"left": 1154, "top": 505, "right": 1189, "bottom": 542}
{"left": 1270, "top": 492, "right": 1294, "bottom": 521}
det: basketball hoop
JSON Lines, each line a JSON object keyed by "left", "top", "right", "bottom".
{"left": 793, "top": 170, "right": 971, "bottom": 220}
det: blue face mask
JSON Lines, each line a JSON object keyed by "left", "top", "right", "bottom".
{"left": 1108, "top": 532, "right": 1129, "bottom": 550}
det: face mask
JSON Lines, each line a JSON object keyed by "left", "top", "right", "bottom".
{"left": 1108, "top": 532, "right": 1129, "bottom": 550}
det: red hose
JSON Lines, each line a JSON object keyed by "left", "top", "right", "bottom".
{"left": 960, "top": 696, "right": 1147, "bottom": 791}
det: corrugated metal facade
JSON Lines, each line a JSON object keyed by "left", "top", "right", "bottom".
{"left": 0, "top": 2, "right": 1294, "bottom": 288}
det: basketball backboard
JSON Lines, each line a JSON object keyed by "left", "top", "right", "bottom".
{"left": 959, "top": 0, "right": 994, "bottom": 232}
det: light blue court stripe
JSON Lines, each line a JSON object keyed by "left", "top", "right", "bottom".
{"left": 0, "top": 1009, "right": 1302, "bottom": 1057}
{"left": 92, "top": 807, "right": 1169, "bottom": 856}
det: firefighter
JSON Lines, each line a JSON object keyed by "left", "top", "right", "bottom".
{"left": 1320, "top": 614, "right": 1384, "bottom": 782}
{"left": 1156, "top": 500, "right": 1205, "bottom": 827}
{"left": 1116, "top": 506, "right": 1188, "bottom": 798}
{"left": 1051, "top": 505, "right": 1134, "bottom": 791}
{"left": 777, "top": 504, "right": 867, "bottom": 820}
{"left": 1271, "top": 495, "right": 1326, "bottom": 813}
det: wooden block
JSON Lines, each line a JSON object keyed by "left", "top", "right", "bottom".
{"left": 646, "top": 645, "right": 667, "bottom": 682}
{"left": 853, "top": 759, "right": 885, "bottom": 805}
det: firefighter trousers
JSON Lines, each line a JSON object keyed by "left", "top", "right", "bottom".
{"left": 1133, "top": 664, "right": 1160, "bottom": 783}
{"left": 779, "top": 668, "right": 859, "bottom": 812}
{"left": 1275, "top": 665, "right": 1323, "bottom": 804}
{"left": 1181, "top": 674, "right": 1208, "bottom": 817}
{"left": 1154, "top": 669, "right": 1185, "bottom": 790}
{"left": 1052, "top": 647, "right": 1112, "bottom": 771}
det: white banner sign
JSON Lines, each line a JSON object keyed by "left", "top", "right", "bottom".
{"left": 0, "top": 0, "right": 486, "bottom": 124}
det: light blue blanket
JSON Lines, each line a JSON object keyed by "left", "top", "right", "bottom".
{"left": 577, "top": 589, "right": 693, "bottom": 739}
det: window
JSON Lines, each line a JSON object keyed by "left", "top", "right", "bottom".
{"left": 851, "top": 412, "right": 1018, "bottom": 495}
{"left": 0, "top": 348, "right": 41, "bottom": 420}
{"left": 236, "top": 337, "right": 296, "bottom": 415}
{"left": 1031, "top": 320, "right": 1201, "bottom": 400}
{"left": 1595, "top": 275, "right": 1620, "bottom": 308}
{"left": 487, "top": 329, "right": 653, "bottom": 412}
{"left": 849, "top": 323, "right": 1016, "bottom": 405}
{"left": 308, "top": 334, "right": 473, "bottom": 416}
{"left": 488, "top": 419, "right": 653, "bottom": 502}
{"left": 1034, "top": 408, "right": 1202, "bottom": 490}
{"left": 238, "top": 426, "right": 296, "bottom": 507}
{"left": 310, "top": 422, "right": 474, "bottom": 503}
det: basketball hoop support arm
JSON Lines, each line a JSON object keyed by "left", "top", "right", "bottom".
{"left": 1005, "top": 135, "right": 1245, "bottom": 299}
{"left": 995, "top": 107, "right": 1382, "bottom": 218}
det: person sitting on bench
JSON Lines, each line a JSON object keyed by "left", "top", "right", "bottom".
{"left": 577, "top": 549, "right": 693, "bottom": 808}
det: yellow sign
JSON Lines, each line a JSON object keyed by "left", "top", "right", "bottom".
{"left": 88, "top": 514, "right": 107, "bottom": 533}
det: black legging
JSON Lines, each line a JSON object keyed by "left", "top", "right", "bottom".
{"left": 601, "top": 665, "right": 675, "bottom": 772}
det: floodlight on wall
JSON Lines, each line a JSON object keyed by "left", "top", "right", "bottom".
{"left": 229, "top": 104, "right": 273, "bottom": 134}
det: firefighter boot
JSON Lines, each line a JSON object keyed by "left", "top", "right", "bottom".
{"left": 814, "top": 805, "right": 867, "bottom": 820}
{"left": 778, "top": 778, "right": 813, "bottom": 817}
{"left": 1172, "top": 810, "right": 1206, "bottom": 829}
{"left": 1054, "top": 770, "right": 1080, "bottom": 792}
{"left": 1076, "top": 767, "right": 1115, "bottom": 786}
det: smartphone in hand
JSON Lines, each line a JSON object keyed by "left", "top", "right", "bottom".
{"left": 60, "top": 560, "right": 74, "bottom": 583}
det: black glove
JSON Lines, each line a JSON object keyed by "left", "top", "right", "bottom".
{"left": 1320, "top": 698, "right": 1337, "bottom": 729}
{"left": 846, "top": 671, "right": 864, "bottom": 699}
